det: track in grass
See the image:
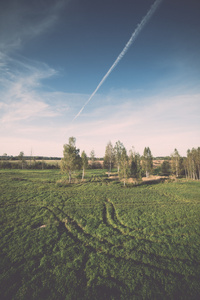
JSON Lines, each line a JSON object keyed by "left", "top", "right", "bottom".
{"left": 1, "top": 170, "right": 200, "bottom": 299}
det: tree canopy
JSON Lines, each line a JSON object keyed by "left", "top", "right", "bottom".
{"left": 142, "top": 147, "right": 153, "bottom": 178}
{"left": 60, "top": 137, "right": 81, "bottom": 183}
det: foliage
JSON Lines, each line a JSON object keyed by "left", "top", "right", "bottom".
{"left": 81, "top": 151, "right": 88, "bottom": 180}
{"left": 118, "top": 147, "right": 130, "bottom": 186}
{"left": 171, "top": 148, "right": 183, "bottom": 177}
{"left": 161, "top": 160, "right": 171, "bottom": 176}
{"left": 103, "top": 141, "right": 115, "bottom": 176}
{"left": 142, "top": 147, "right": 153, "bottom": 177}
{"left": 89, "top": 149, "right": 96, "bottom": 168}
{"left": 18, "top": 151, "right": 25, "bottom": 169}
{"left": 129, "top": 148, "right": 142, "bottom": 179}
{"left": 60, "top": 137, "right": 81, "bottom": 183}
{"left": 184, "top": 147, "right": 200, "bottom": 180}
{"left": 1, "top": 169, "right": 200, "bottom": 299}
{"left": 0, "top": 159, "right": 60, "bottom": 170}
{"left": 114, "top": 140, "right": 124, "bottom": 173}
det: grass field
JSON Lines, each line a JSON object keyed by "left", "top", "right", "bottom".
{"left": 0, "top": 169, "right": 200, "bottom": 299}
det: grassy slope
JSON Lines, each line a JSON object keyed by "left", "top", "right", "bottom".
{"left": 0, "top": 169, "right": 200, "bottom": 300}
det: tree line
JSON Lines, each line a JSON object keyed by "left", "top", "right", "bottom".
{"left": 1, "top": 139, "right": 199, "bottom": 182}
{"left": 0, "top": 152, "right": 60, "bottom": 170}
{"left": 60, "top": 137, "right": 200, "bottom": 184}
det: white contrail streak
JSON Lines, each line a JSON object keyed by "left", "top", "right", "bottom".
{"left": 73, "top": 0, "right": 163, "bottom": 121}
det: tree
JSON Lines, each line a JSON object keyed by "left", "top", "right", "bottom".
{"left": 129, "top": 148, "right": 142, "bottom": 179}
{"left": 142, "top": 147, "right": 153, "bottom": 178}
{"left": 184, "top": 147, "right": 200, "bottom": 180}
{"left": 197, "top": 147, "right": 200, "bottom": 180}
{"left": 171, "top": 148, "right": 181, "bottom": 177}
{"left": 18, "top": 151, "right": 25, "bottom": 169}
{"left": 161, "top": 160, "right": 171, "bottom": 176}
{"left": 60, "top": 137, "right": 81, "bottom": 183}
{"left": 90, "top": 149, "right": 96, "bottom": 168}
{"left": 119, "top": 147, "right": 130, "bottom": 186}
{"left": 114, "top": 140, "right": 124, "bottom": 173}
{"left": 81, "top": 151, "right": 88, "bottom": 180}
{"left": 103, "top": 141, "right": 115, "bottom": 176}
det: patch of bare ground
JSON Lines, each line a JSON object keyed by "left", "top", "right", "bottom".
{"left": 107, "top": 175, "right": 119, "bottom": 180}
{"left": 38, "top": 224, "right": 47, "bottom": 229}
{"left": 153, "top": 159, "right": 164, "bottom": 167}
{"left": 126, "top": 178, "right": 138, "bottom": 184}
{"left": 142, "top": 175, "right": 168, "bottom": 182}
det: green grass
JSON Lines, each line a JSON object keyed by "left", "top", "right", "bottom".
{"left": 0, "top": 169, "right": 200, "bottom": 299}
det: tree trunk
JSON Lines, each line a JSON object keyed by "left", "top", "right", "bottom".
{"left": 82, "top": 167, "right": 85, "bottom": 181}
{"left": 176, "top": 160, "right": 178, "bottom": 177}
{"left": 69, "top": 171, "right": 71, "bottom": 183}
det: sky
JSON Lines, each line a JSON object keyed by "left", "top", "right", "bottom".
{"left": 0, "top": 0, "right": 200, "bottom": 158}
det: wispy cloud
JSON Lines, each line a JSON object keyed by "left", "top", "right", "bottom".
{"left": 0, "top": 86, "right": 199, "bottom": 156}
{"left": 0, "top": 53, "right": 60, "bottom": 125}
{"left": 0, "top": 99, "right": 58, "bottom": 124}
{"left": 0, "top": 0, "right": 68, "bottom": 52}
{"left": 69, "top": 92, "right": 200, "bottom": 156}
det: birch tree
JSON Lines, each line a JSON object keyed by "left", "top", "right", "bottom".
{"left": 142, "top": 147, "right": 153, "bottom": 178}
{"left": 90, "top": 149, "right": 96, "bottom": 168}
{"left": 18, "top": 151, "right": 25, "bottom": 169}
{"left": 119, "top": 147, "right": 130, "bottom": 186}
{"left": 171, "top": 148, "right": 180, "bottom": 177}
{"left": 184, "top": 148, "right": 200, "bottom": 180}
{"left": 81, "top": 151, "right": 88, "bottom": 180}
{"left": 103, "top": 141, "right": 115, "bottom": 176}
{"left": 129, "top": 148, "right": 142, "bottom": 179}
{"left": 114, "top": 140, "right": 124, "bottom": 173}
{"left": 60, "top": 137, "right": 81, "bottom": 183}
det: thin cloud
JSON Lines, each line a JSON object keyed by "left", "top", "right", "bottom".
{"left": 0, "top": 55, "right": 60, "bottom": 124}
{"left": 0, "top": 0, "right": 68, "bottom": 52}
{"left": 0, "top": 99, "right": 58, "bottom": 124}
{"left": 69, "top": 92, "right": 200, "bottom": 156}
{"left": 1, "top": 90, "right": 199, "bottom": 157}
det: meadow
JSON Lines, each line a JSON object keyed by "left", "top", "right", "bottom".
{"left": 0, "top": 169, "right": 200, "bottom": 299}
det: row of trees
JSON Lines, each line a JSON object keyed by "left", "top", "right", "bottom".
{"left": 2, "top": 138, "right": 199, "bottom": 182}
{"left": 184, "top": 148, "right": 200, "bottom": 180}
{"left": 60, "top": 137, "right": 200, "bottom": 184}
{"left": 0, "top": 152, "right": 59, "bottom": 170}
{"left": 170, "top": 148, "right": 200, "bottom": 180}
{"left": 60, "top": 137, "right": 154, "bottom": 185}
{"left": 103, "top": 140, "right": 154, "bottom": 185}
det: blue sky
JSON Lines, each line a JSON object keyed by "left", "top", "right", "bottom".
{"left": 0, "top": 0, "right": 200, "bottom": 157}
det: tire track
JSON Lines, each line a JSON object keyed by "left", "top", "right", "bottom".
{"left": 38, "top": 206, "right": 198, "bottom": 279}
{"left": 106, "top": 199, "right": 127, "bottom": 230}
{"left": 102, "top": 202, "right": 122, "bottom": 235}
{"left": 104, "top": 200, "right": 198, "bottom": 266}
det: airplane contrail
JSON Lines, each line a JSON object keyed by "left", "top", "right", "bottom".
{"left": 73, "top": 0, "right": 163, "bottom": 121}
